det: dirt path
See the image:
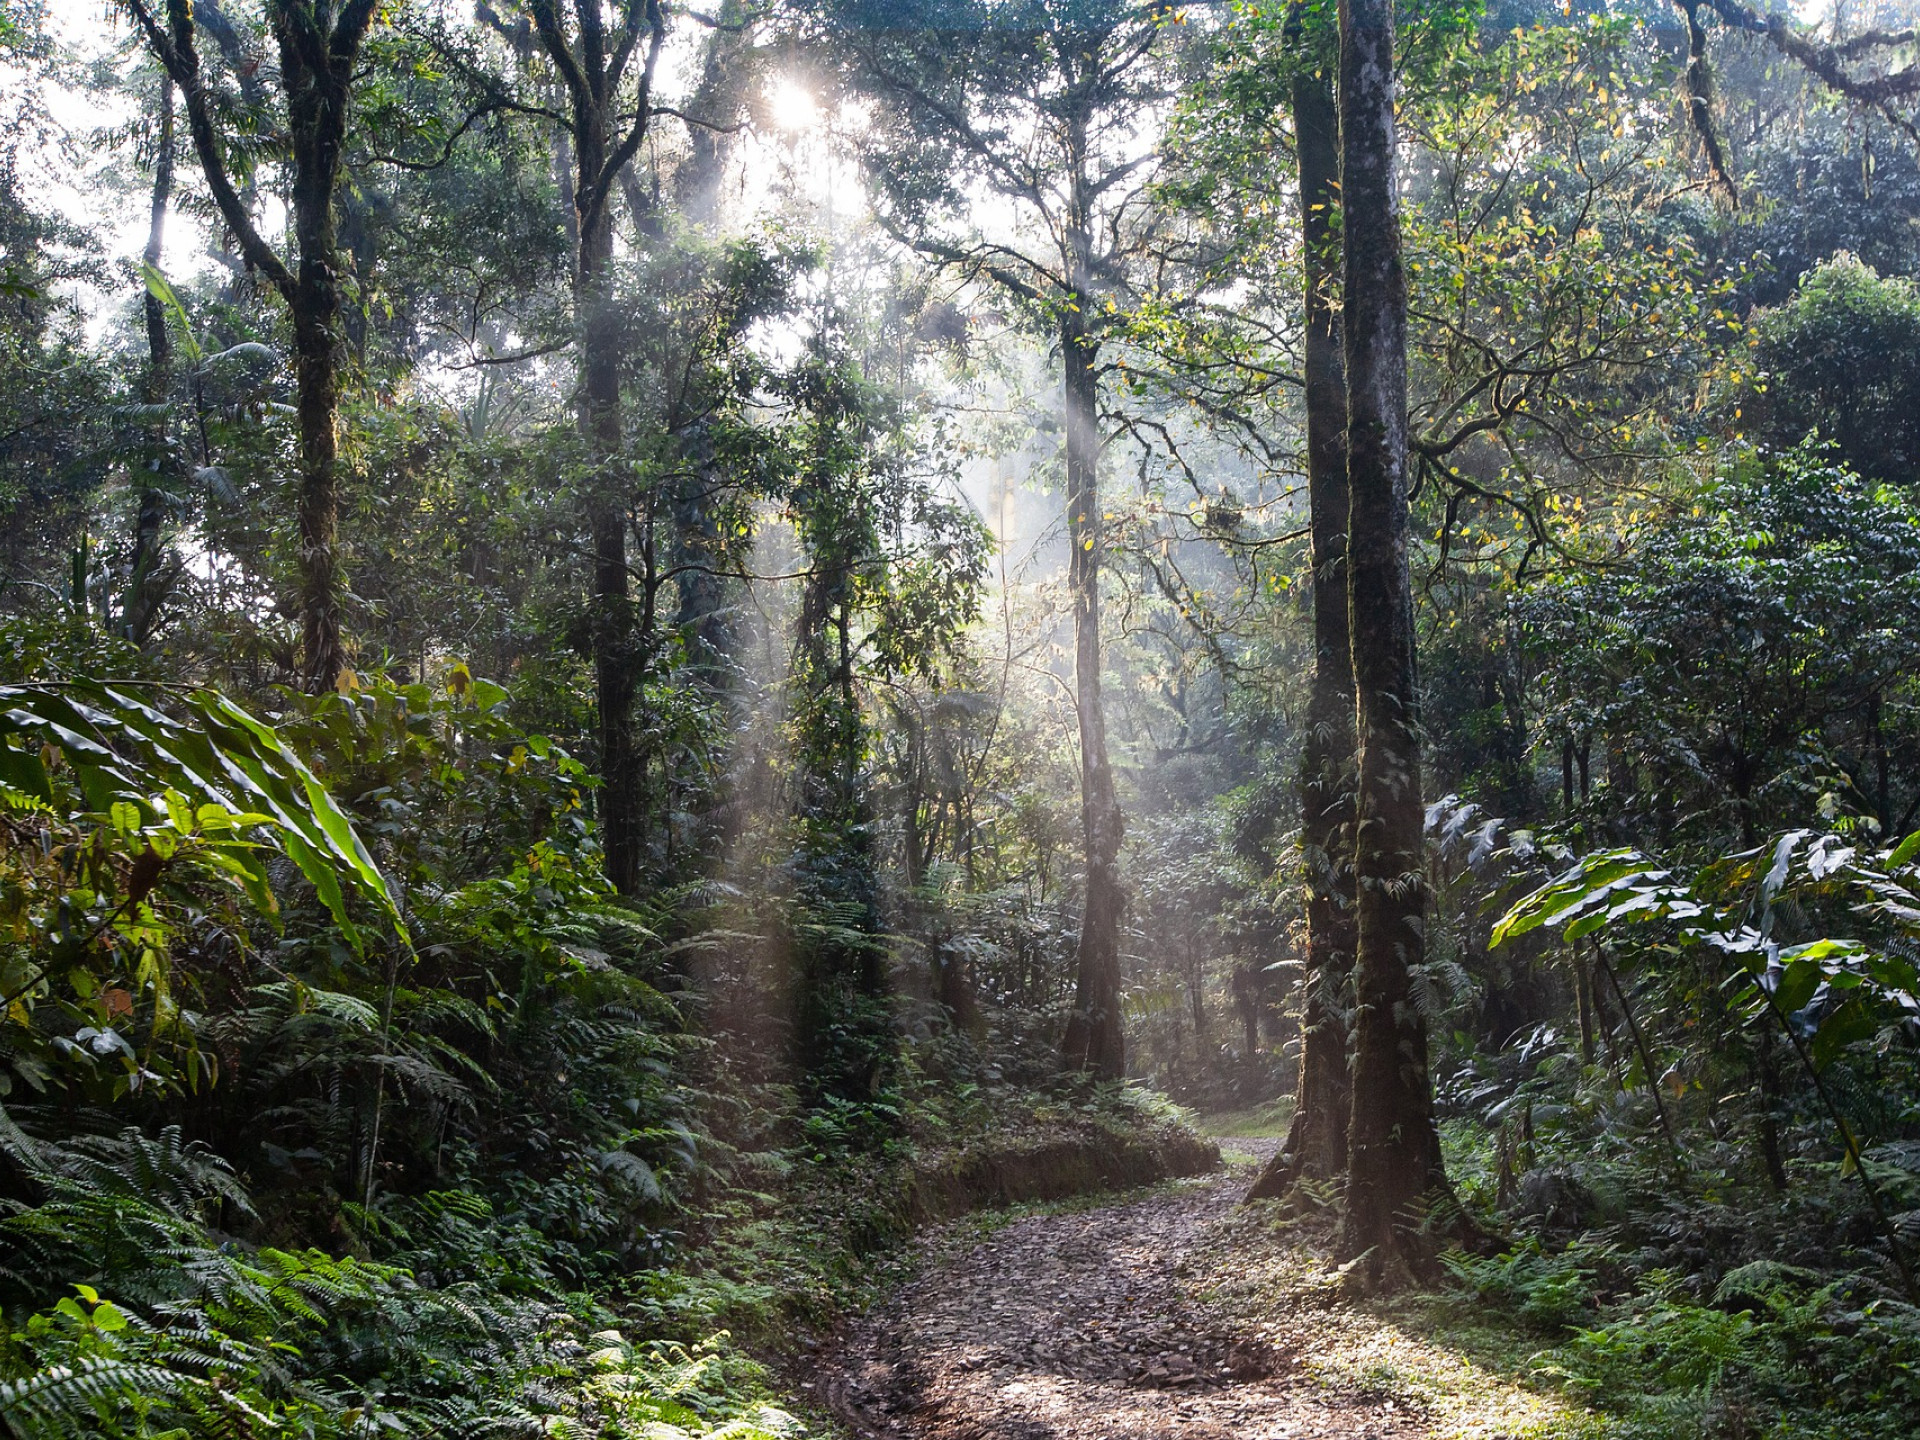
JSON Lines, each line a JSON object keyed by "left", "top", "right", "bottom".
{"left": 821, "top": 1140, "right": 1423, "bottom": 1440}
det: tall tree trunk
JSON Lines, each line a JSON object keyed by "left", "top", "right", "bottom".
{"left": 669, "top": 4, "right": 753, "bottom": 687}
{"left": 1335, "top": 0, "right": 1453, "bottom": 1283}
{"left": 1250, "top": 62, "right": 1354, "bottom": 1204}
{"left": 129, "top": 73, "right": 176, "bottom": 646}
{"left": 527, "top": 0, "right": 666, "bottom": 897}
{"left": 577, "top": 125, "right": 645, "bottom": 897}
{"left": 289, "top": 242, "right": 346, "bottom": 692}
{"left": 1573, "top": 942, "right": 1597, "bottom": 1065}
{"left": 1059, "top": 93, "right": 1125, "bottom": 1081}
{"left": 553, "top": 123, "right": 582, "bottom": 255}
{"left": 1233, "top": 963, "right": 1261, "bottom": 1064}
{"left": 1059, "top": 303, "right": 1126, "bottom": 1079}
{"left": 672, "top": 422, "right": 734, "bottom": 684}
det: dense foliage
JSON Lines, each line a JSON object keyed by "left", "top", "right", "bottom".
{"left": 5, "top": 0, "right": 1920, "bottom": 1434}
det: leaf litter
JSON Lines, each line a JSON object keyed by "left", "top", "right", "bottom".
{"left": 820, "top": 1138, "right": 1429, "bottom": 1440}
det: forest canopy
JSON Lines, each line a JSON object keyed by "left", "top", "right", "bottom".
{"left": 3, "top": 0, "right": 1920, "bottom": 1436}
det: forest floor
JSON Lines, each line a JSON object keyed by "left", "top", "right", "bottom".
{"left": 816, "top": 1136, "right": 1600, "bottom": 1440}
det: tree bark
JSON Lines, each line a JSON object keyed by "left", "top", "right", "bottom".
{"left": 268, "top": 2, "right": 363, "bottom": 693}
{"left": 129, "top": 73, "right": 176, "bottom": 646}
{"left": 1573, "top": 941, "right": 1597, "bottom": 1065}
{"left": 1251, "top": 62, "right": 1355, "bottom": 1204}
{"left": 1334, "top": 0, "right": 1454, "bottom": 1283}
{"left": 1059, "top": 289, "right": 1126, "bottom": 1081}
{"left": 672, "top": 420, "right": 734, "bottom": 685}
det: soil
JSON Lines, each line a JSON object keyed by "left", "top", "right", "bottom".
{"left": 819, "top": 1138, "right": 1425, "bottom": 1440}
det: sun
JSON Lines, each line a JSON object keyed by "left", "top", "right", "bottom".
{"left": 767, "top": 76, "right": 820, "bottom": 134}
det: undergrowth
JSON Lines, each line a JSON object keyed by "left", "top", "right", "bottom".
{"left": 0, "top": 1128, "right": 803, "bottom": 1439}
{"left": 1440, "top": 1221, "right": 1920, "bottom": 1438}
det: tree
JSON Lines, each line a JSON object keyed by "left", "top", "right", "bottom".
{"left": 121, "top": 0, "right": 385, "bottom": 692}
{"left": 521, "top": 0, "right": 668, "bottom": 897}
{"left": 667, "top": 2, "right": 758, "bottom": 689}
{"left": 1335, "top": 0, "right": 1455, "bottom": 1282}
{"left": 127, "top": 71, "right": 177, "bottom": 647}
{"left": 1248, "top": 17, "right": 1355, "bottom": 1201}
{"left": 811, "top": 0, "right": 1180, "bottom": 1079}
{"left": 1522, "top": 445, "right": 1920, "bottom": 849}
{"left": 1751, "top": 256, "right": 1920, "bottom": 488}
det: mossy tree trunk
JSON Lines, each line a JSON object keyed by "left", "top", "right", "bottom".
{"left": 125, "top": 0, "right": 381, "bottom": 691}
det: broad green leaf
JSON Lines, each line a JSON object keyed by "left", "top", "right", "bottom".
{"left": 1809, "top": 998, "right": 1881, "bottom": 1070}
{"left": 0, "top": 741, "right": 51, "bottom": 802}
{"left": 1888, "top": 829, "right": 1920, "bottom": 871}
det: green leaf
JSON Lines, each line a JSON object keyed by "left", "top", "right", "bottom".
{"left": 1771, "top": 957, "right": 1826, "bottom": 1016}
{"left": 1808, "top": 997, "right": 1881, "bottom": 1070}
{"left": 1888, "top": 828, "right": 1920, "bottom": 871}
{"left": 0, "top": 682, "right": 404, "bottom": 951}
{"left": 0, "top": 740, "right": 51, "bottom": 802}
{"left": 140, "top": 261, "right": 203, "bottom": 367}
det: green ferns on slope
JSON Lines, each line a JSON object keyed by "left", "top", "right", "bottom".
{"left": 0, "top": 1127, "right": 801, "bottom": 1439}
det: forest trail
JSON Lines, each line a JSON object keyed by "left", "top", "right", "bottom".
{"left": 821, "top": 1139, "right": 1423, "bottom": 1440}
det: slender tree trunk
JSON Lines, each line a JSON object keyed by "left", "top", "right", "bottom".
{"left": 1060, "top": 305, "right": 1126, "bottom": 1080}
{"left": 277, "top": 20, "right": 355, "bottom": 694}
{"left": 1251, "top": 63, "right": 1354, "bottom": 1203}
{"left": 1755, "top": 1034, "right": 1789, "bottom": 1193}
{"left": 672, "top": 421, "right": 733, "bottom": 683}
{"left": 1573, "top": 942, "right": 1597, "bottom": 1065}
{"left": 576, "top": 127, "right": 645, "bottom": 896}
{"left": 526, "top": 0, "right": 667, "bottom": 896}
{"left": 129, "top": 74, "right": 176, "bottom": 646}
{"left": 1058, "top": 95, "right": 1125, "bottom": 1081}
{"left": 553, "top": 124, "right": 582, "bottom": 255}
{"left": 935, "top": 938, "right": 986, "bottom": 1041}
{"left": 1233, "top": 964, "right": 1260, "bottom": 1064}
{"left": 1335, "top": 0, "right": 1454, "bottom": 1283}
